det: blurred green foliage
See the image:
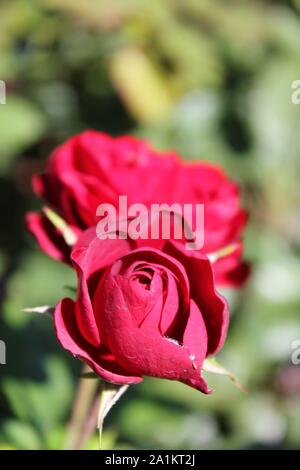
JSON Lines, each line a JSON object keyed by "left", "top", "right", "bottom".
{"left": 1, "top": 0, "right": 300, "bottom": 450}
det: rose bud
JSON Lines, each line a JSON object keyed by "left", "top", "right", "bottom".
{"left": 54, "top": 228, "right": 228, "bottom": 393}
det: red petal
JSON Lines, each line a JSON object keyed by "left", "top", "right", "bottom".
{"left": 98, "top": 276, "right": 210, "bottom": 393}
{"left": 54, "top": 298, "right": 143, "bottom": 385}
{"left": 165, "top": 241, "right": 229, "bottom": 356}
{"left": 25, "top": 212, "right": 71, "bottom": 263}
{"left": 70, "top": 229, "right": 133, "bottom": 346}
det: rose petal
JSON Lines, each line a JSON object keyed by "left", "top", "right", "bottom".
{"left": 213, "top": 242, "right": 251, "bottom": 287}
{"left": 165, "top": 241, "right": 229, "bottom": 356}
{"left": 118, "top": 247, "right": 190, "bottom": 312}
{"left": 54, "top": 297, "right": 143, "bottom": 384}
{"left": 98, "top": 276, "right": 210, "bottom": 393}
{"left": 25, "top": 212, "right": 71, "bottom": 263}
{"left": 72, "top": 228, "right": 133, "bottom": 283}
{"left": 71, "top": 230, "right": 133, "bottom": 347}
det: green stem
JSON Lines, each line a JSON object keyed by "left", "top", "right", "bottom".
{"left": 63, "top": 364, "right": 99, "bottom": 450}
{"left": 75, "top": 393, "right": 100, "bottom": 450}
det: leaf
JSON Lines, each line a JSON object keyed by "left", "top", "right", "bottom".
{"left": 203, "top": 358, "right": 248, "bottom": 393}
{"left": 2, "top": 421, "right": 42, "bottom": 450}
{"left": 0, "top": 95, "right": 46, "bottom": 174}
{"left": 97, "top": 382, "right": 128, "bottom": 449}
{"left": 2, "top": 359, "right": 73, "bottom": 439}
{"left": 4, "top": 251, "right": 75, "bottom": 327}
{"left": 109, "top": 47, "right": 173, "bottom": 123}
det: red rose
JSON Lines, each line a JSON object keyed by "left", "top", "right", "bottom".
{"left": 26, "top": 130, "right": 249, "bottom": 286}
{"left": 54, "top": 228, "right": 228, "bottom": 393}
{"left": 26, "top": 131, "right": 179, "bottom": 262}
{"left": 172, "top": 163, "right": 249, "bottom": 286}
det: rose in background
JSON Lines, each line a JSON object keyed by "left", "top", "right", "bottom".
{"left": 173, "top": 162, "right": 249, "bottom": 286}
{"left": 26, "top": 131, "right": 179, "bottom": 262}
{"left": 26, "top": 131, "right": 249, "bottom": 287}
{"left": 55, "top": 227, "right": 228, "bottom": 394}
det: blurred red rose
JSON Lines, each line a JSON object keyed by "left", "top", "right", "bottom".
{"left": 26, "top": 130, "right": 179, "bottom": 259}
{"left": 172, "top": 162, "right": 249, "bottom": 286}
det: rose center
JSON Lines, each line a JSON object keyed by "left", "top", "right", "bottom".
{"left": 130, "top": 266, "right": 155, "bottom": 291}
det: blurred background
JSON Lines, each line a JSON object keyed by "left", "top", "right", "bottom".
{"left": 1, "top": 0, "right": 300, "bottom": 450}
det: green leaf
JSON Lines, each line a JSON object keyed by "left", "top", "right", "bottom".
{"left": 0, "top": 95, "right": 46, "bottom": 174}
{"left": 203, "top": 358, "right": 248, "bottom": 393}
{"left": 2, "top": 358, "right": 73, "bottom": 440}
{"left": 4, "top": 251, "right": 76, "bottom": 326}
{"left": 2, "top": 421, "right": 42, "bottom": 450}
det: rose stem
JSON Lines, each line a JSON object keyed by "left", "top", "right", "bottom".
{"left": 63, "top": 364, "right": 99, "bottom": 450}
{"left": 75, "top": 393, "right": 101, "bottom": 450}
